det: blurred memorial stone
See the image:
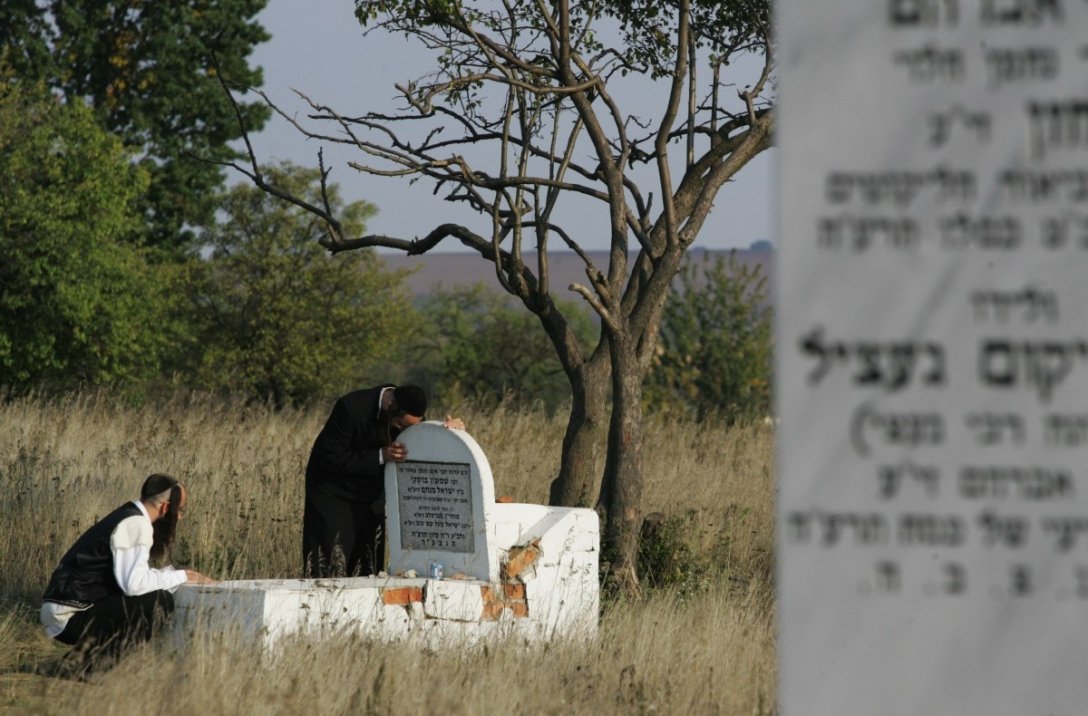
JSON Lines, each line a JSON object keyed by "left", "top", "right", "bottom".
{"left": 777, "top": 1, "right": 1088, "bottom": 714}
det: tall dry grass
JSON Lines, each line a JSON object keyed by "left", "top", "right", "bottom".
{"left": 0, "top": 392, "right": 776, "bottom": 714}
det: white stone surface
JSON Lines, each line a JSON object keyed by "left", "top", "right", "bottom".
{"left": 516, "top": 507, "right": 600, "bottom": 636}
{"left": 175, "top": 503, "right": 599, "bottom": 649}
{"left": 384, "top": 422, "right": 498, "bottom": 581}
{"left": 423, "top": 579, "right": 484, "bottom": 621}
{"left": 777, "top": 3, "right": 1088, "bottom": 714}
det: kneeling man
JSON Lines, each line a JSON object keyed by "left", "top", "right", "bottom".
{"left": 41, "top": 473, "right": 216, "bottom": 663}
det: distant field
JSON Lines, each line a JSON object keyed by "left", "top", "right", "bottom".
{"left": 378, "top": 248, "right": 775, "bottom": 297}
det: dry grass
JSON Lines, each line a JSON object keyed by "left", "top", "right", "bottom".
{"left": 0, "top": 392, "right": 776, "bottom": 715}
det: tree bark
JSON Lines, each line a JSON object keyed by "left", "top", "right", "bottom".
{"left": 596, "top": 332, "right": 645, "bottom": 595}
{"left": 549, "top": 349, "right": 609, "bottom": 507}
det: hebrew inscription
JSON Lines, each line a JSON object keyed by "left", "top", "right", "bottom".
{"left": 396, "top": 461, "right": 475, "bottom": 553}
{"left": 779, "top": 1, "right": 1088, "bottom": 713}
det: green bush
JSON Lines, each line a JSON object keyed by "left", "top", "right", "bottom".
{"left": 0, "top": 77, "right": 174, "bottom": 392}
{"left": 645, "top": 250, "right": 772, "bottom": 423}
{"left": 180, "top": 163, "right": 417, "bottom": 407}
{"left": 636, "top": 512, "right": 703, "bottom": 593}
{"left": 396, "top": 284, "right": 597, "bottom": 412}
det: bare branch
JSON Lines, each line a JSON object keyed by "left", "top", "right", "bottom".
{"left": 739, "top": 88, "right": 757, "bottom": 127}
{"left": 681, "top": 110, "right": 775, "bottom": 245}
{"left": 686, "top": 27, "right": 697, "bottom": 168}
{"left": 492, "top": 88, "right": 516, "bottom": 295}
{"left": 210, "top": 72, "right": 349, "bottom": 245}
{"left": 653, "top": 0, "right": 691, "bottom": 251}
{"left": 570, "top": 282, "right": 617, "bottom": 332}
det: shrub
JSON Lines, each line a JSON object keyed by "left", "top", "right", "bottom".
{"left": 646, "top": 250, "right": 772, "bottom": 423}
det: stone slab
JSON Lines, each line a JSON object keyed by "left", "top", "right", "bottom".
{"left": 174, "top": 507, "right": 599, "bottom": 649}
{"left": 385, "top": 422, "right": 498, "bottom": 581}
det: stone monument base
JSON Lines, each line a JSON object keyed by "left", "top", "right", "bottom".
{"left": 173, "top": 504, "right": 598, "bottom": 649}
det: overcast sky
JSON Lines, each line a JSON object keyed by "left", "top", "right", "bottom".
{"left": 243, "top": 0, "right": 774, "bottom": 252}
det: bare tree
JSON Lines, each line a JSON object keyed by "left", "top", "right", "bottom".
{"left": 220, "top": 0, "right": 774, "bottom": 593}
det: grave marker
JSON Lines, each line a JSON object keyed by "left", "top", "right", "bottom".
{"left": 385, "top": 421, "right": 499, "bottom": 580}
{"left": 777, "top": 1, "right": 1088, "bottom": 713}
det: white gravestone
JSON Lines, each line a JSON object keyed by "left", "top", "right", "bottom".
{"left": 385, "top": 421, "right": 499, "bottom": 580}
{"left": 778, "top": 2, "right": 1088, "bottom": 714}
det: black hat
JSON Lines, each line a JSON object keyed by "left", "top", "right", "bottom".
{"left": 141, "top": 473, "right": 178, "bottom": 499}
{"left": 392, "top": 384, "right": 428, "bottom": 417}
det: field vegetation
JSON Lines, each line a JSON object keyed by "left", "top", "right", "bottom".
{"left": 0, "top": 392, "right": 775, "bottom": 714}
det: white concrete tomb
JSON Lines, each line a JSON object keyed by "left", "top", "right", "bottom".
{"left": 174, "top": 422, "right": 599, "bottom": 648}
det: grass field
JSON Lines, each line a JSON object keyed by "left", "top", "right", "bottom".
{"left": 0, "top": 392, "right": 776, "bottom": 714}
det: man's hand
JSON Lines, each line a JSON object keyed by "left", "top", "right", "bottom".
{"left": 185, "top": 569, "right": 218, "bottom": 585}
{"left": 443, "top": 415, "right": 466, "bottom": 430}
{"left": 383, "top": 442, "right": 408, "bottom": 462}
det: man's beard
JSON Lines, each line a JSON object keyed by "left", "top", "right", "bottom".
{"left": 378, "top": 413, "right": 402, "bottom": 444}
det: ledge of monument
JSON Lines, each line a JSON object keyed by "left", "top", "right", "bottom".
{"left": 177, "top": 575, "right": 501, "bottom": 593}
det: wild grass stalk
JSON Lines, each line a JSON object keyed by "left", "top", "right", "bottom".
{"left": 0, "top": 392, "right": 776, "bottom": 714}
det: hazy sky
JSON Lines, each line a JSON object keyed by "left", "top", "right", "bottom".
{"left": 244, "top": 0, "right": 774, "bottom": 252}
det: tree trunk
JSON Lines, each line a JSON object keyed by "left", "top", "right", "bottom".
{"left": 596, "top": 334, "right": 645, "bottom": 596}
{"left": 549, "top": 352, "right": 609, "bottom": 507}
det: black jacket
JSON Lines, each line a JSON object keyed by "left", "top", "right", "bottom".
{"left": 42, "top": 501, "right": 143, "bottom": 608}
{"left": 305, "top": 385, "right": 394, "bottom": 502}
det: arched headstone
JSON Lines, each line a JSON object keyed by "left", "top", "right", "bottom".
{"left": 384, "top": 422, "right": 499, "bottom": 580}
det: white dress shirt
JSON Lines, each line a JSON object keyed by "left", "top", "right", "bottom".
{"left": 40, "top": 500, "right": 188, "bottom": 639}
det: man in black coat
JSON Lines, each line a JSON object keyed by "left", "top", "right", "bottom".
{"left": 303, "top": 384, "right": 447, "bottom": 578}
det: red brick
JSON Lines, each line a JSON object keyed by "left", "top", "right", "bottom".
{"left": 510, "top": 601, "right": 529, "bottom": 618}
{"left": 496, "top": 495, "right": 514, "bottom": 503}
{"left": 502, "top": 539, "right": 541, "bottom": 580}
{"left": 503, "top": 582, "right": 526, "bottom": 600}
{"left": 381, "top": 587, "right": 423, "bottom": 606}
{"left": 480, "top": 585, "right": 503, "bottom": 621}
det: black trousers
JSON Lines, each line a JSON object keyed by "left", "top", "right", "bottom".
{"left": 302, "top": 482, "right": 385, "bottom": 578}
{"left": 56, "top": 590, "right": 174, "bottom": 659}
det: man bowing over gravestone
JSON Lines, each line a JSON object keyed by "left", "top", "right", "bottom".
{"left": 303, "top": 384, "right": 465, "bottom": 578}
